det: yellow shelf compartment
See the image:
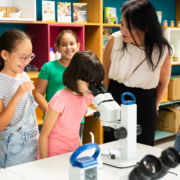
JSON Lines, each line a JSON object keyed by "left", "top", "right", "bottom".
{"left": 37, "top": 119, "right": 43, "bottom": 126}
{"left": 36, "top": 106, "right": 44, "bottom": 125}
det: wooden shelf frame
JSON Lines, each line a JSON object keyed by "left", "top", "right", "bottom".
{"left": 0, "top": 20, "right": 101, "bottom": 26}
{"left": 160, "top": 100, "right": 180, "bottom": 107}
{"left": 103, "top": 23, "right": 120, "bottom": 27}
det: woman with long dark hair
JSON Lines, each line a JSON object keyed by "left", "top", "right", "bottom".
{"left": 103, "top": 0, "right": 171, "bottom": 146}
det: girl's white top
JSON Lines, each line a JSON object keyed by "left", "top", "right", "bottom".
{"left": 0, "top": 72, "right": 30, "bottom": 130}
{"left": 108, "top": 31, "right": 169, "bottom": 89}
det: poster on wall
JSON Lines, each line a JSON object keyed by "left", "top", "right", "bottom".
{"left": 57, "top": 2, "right": 71, "bottom": 22}
{"left": 42, "top": 1, "right": 55, "bottom": 22}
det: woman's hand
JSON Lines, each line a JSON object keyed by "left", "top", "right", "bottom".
{"left": 156, "top": 105, "right": 159, "bottom": 115}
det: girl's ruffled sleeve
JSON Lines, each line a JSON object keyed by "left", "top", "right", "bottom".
{"left": 48, "top": 91, "right": 65, "bottom": 113}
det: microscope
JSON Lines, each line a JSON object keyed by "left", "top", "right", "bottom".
{"left": 69, "top": 83, "right": 180, "bottom": 180}
{"left": 88, "top": 83, "right": 141, "bottom": 168}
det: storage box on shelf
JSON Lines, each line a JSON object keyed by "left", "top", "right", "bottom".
{"left": 156, "top": 106, "right": 180, "bottom": 133}
{"left": 0, "top": 0, "right": 36, "bottom": 21}
{"left": 168, "top": 76, "right": 180, "bottom": 101}
{"left": 157, "top": 77, "right": 180, "bottom": 141}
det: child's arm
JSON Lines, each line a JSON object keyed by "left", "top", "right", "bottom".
{"left": 39, "top": 107, "right": 60, "bottom": 159}
{"left": 0, "top": 81, "right": 34, "bottom": 131}
{"left": 33, "top": 78, "right": 48, "bottom": 112}
{"left": 79, "top": 136, "right": 83, "bottom": 146}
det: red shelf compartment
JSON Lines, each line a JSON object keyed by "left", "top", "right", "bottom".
{"left": 26, "top": 24, "right": 85, "bottom": 70}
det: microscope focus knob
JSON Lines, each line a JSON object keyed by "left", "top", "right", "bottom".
{"left": 114, "top": 127, "right": 127, "bottom": 140}
{"left": 111, "top": 154, "right": 116, "bottom": 159}
{"left": 93, "top": 112, "right": 100, "bottom": 118}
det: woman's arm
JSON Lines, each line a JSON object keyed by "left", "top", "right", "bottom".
{"left": 103, "top": 36, "right": 114, "bottom": 91}
{"left": 33, "top": 78, "right": 48, "bottom": 112}
{"left": 39, "top": 107, "right": 60, "bottom": 159}
{"left": 156, "top": 53, "right": 171, "bottom": 110}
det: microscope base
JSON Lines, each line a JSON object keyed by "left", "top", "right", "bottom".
{"left": 101, "top": 155, "right": 138, "bottom": 168}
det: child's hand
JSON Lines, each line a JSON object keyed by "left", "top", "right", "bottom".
{"left": 15, "top": 81, "right": 34, "bottom": 100}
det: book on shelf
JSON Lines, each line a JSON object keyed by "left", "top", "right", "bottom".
{"left": 104, "top": 7, "right": 116, "bottom": 24}
{"left": 73, "top": 3, "right": 87, "bottom": 23}
{"left": 42, "top": 1, "right": 55, "bottom": 22}
{"left": 57, "top": 2, "right": 71, "bottom": 22}
{"left": 103, "top": 28, "right": 112, "bottom": 50}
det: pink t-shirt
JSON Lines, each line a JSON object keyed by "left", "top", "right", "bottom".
{"left": 40, "top": 89, "right": 93, "bottom": 158}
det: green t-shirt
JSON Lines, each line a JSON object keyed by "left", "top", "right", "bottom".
{"left": 38, "top": 60, "right": 85, "bottom": 123}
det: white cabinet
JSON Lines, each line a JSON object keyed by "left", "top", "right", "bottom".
{"left": 0, "top": 0, "right": 36, "bottom": 21}
{"left": 163, "top": 28, "right": 180, "bottom": 64}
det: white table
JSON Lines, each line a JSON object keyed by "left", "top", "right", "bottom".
{"left": 5, "top": 141, "right": 180, "bottom": 180}
{"left": 0, "top": 169, "right": 24, "bottom": 180}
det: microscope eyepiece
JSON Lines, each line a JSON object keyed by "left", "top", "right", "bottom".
{"left": 88, "top": 84, "right": 101, "bottom": 96}
{"left": 152, "top": 147, "right": 180, "bottom": 179}
{"left": 129, "top": 155, "right": 162, "bottom": 180}
{"left": 96, "top": 83, "right": 106, "bottom": 93}
{"left": 89, "top": 83, "right": 106, "bottom": 96}
{"left": 126, "top": 147, "right": 180, "bottom": 180}
{"left": 161, "top": 147, "right": 180, "bottom": 167}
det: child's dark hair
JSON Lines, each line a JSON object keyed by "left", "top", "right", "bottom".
{"left": 63, "top": 51, "right": 105, "bottom": 95}
{"left": 54, "top": 29, "right": 79, "bottom": 48}
{"left": 0, "top": 29, "right": 31, "bottom": 71}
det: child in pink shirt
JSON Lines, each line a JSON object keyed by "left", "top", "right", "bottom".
{"left": 38, "top": 51, "right": 105, "bottom": 159}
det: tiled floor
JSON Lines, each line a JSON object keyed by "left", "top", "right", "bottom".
{"left": 154, "top": 135, "right": 176, "bottom": 149}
